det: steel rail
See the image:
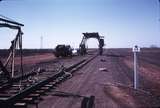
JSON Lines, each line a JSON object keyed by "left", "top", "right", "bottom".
{"left": 0, "top": 54, "right": 98, "bottom": 108}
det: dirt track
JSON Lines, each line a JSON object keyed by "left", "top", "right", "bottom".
{"left": 28, "top": 49, "right": 160, "bottom": 108}
{"left": 1, "top": 48, "right": 160, "bottom": 108}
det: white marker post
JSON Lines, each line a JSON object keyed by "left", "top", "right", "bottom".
{"left": 132, "top": 45, "right": 140, "bottom": 89}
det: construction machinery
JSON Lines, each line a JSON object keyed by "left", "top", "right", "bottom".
{"left": 0, "top": 16, "right": 24, "bottom": 82}
{"left": 54, "top": 45, "right": 73, "bottom": 57}
{"left": 78, "top": 32, "right": 104, "bottom": 55}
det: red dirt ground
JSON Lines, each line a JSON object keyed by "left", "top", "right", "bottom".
{"left": 1, "top": 48, "right": 160, "bottom": 108}
{"left": 0, "top": 53, "right": 56, "bottom": 66}
{"left": 28, "top": 48, "right": 160, "bottom": 108}
{"left": 123, "top": 48, "right": 160, "bottom": 97}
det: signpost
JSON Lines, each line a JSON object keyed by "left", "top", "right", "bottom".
{"left": 132, "top": 45, "right": 140, "bottom": 89}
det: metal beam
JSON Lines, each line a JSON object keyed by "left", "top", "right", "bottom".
{"left": 0, "top": 17, "right": 24, "bottom": 26}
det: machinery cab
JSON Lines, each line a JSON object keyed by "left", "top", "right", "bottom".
{"left": 54, "top": 44, "right": 73, "bottom": 57}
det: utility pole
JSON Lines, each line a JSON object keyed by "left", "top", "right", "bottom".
{"left": 40, "top": 36, "right": 43, "bottom": 49}
{"left": 158, "top": 0, "right": 160, "bottom": 22}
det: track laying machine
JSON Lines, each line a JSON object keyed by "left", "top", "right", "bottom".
{"left": 78, "top": 32, "right": 104, "bottom": 55}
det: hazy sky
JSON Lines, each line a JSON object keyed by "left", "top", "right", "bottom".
{"left": 0, "top": 0, "right": 160, "bottom": 48}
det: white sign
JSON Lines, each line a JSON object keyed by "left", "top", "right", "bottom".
{"left": 132, "top": 45, "right": 140, "bottom": 52}
{"left": 133, "top": 45, "right": 140, "bottom": 89}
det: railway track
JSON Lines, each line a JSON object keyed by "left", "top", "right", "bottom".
{"left": 0, "top": 54, "right": 97, "bottom": 108}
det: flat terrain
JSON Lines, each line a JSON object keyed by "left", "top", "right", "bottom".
{"left": 30, "top": 48, "right": 160, "bottom": 108}
{"left": 1, "top": 48, "right": 160, "bottom": 108}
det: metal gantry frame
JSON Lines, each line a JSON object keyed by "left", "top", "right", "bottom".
{"left": 79, "top": 32, "right": 104, "bottom": 55}
{"left": 0, "top": 17, "right": 24, "bottom": 81}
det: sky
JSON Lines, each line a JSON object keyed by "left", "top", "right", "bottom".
{"left": 0, "top": 0, "right": 160, "bottom": 48}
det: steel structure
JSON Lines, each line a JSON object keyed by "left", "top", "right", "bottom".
{"left": 0, "top": 17, "right": 24, "bottom": 81}
{"left": 79, "top": 32, "right": 104, "bottom": 55}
